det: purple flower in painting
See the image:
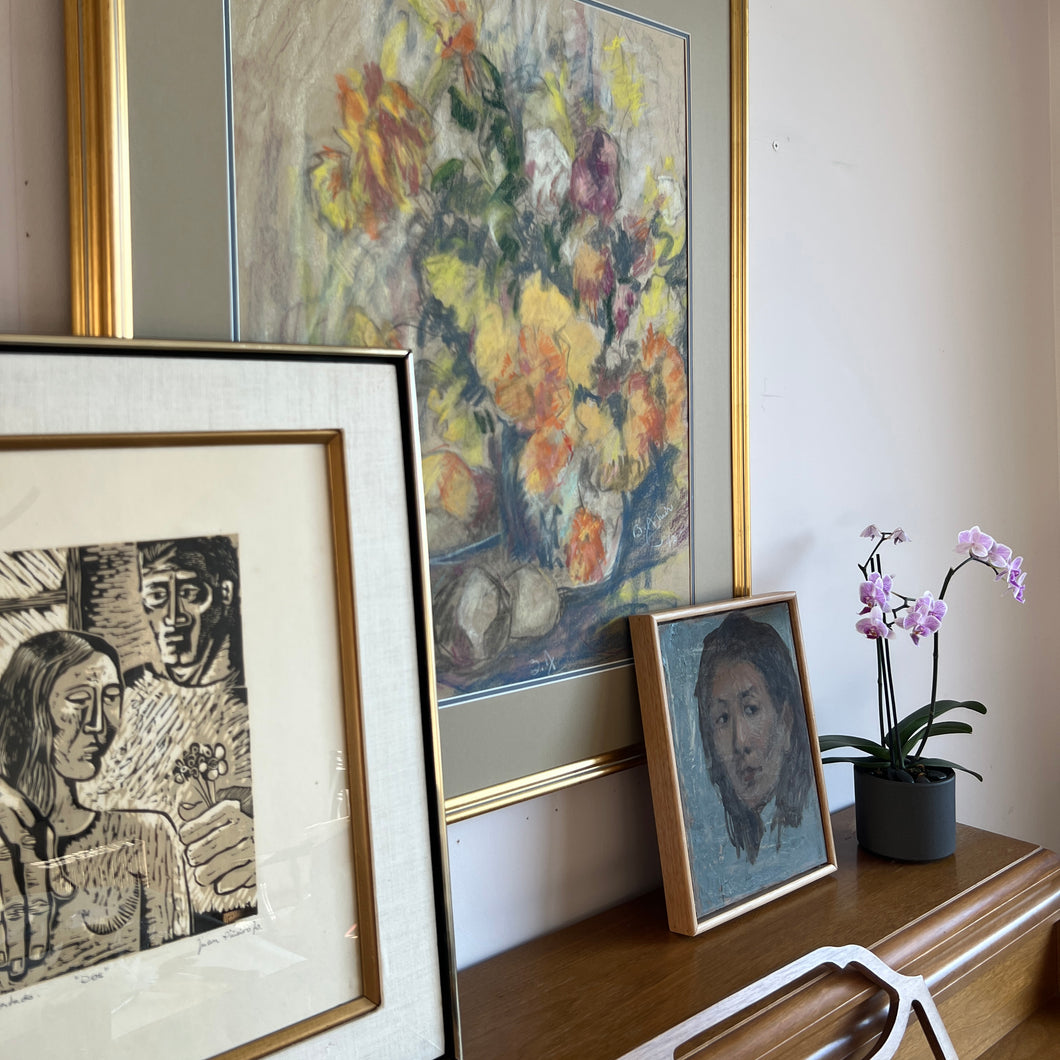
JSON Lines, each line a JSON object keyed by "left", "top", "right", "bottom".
{"left": 892, "top": 527, "right": 910, "bottom": 544}
{"left": 901, "top": 591, "right": 947, "bottom": 645}
{"left": 860, "top": 524, "right": 880, "bottom": 539}
{"left": 859, "top": 571, "right": 893, "bottom": 613}
{"left": 956, "top": 525, "right": 994, "bottom": 560}
{"left": 569, "top": 129, "right": 621, "bottom": 221}
{"left": 856, "top": 605, "right": 892, "bottom": 640}
{"left": 612, "top": 284, "right": 637, "bottom": 337}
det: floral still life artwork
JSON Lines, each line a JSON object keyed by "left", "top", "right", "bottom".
{"left": 818, "top": 525, "right": 1028, "bottom": 784}
{"left": 230, "top": 0, "right": 692, "bottom": 699}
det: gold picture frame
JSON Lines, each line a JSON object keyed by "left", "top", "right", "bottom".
{"left": 0, "top": 334, "right": 459, "bottom": 1059}
{"left": 630, "top": 593, "right": 836, "bottom": 936}
{"left": 63, "top": 0, "right": 749, "bottom": 821}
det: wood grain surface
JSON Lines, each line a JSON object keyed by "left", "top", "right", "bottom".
{"left": 457, "top": 808, "right": 1060, "bottom": 1059}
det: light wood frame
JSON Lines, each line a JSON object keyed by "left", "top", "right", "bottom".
{"left": 630, "top": 592, "right": 836, "bottom": 935}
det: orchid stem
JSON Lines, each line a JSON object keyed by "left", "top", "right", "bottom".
{"left": 882, "top": 635, "right": 904, "bottom": 769}
{"left": 911, "top": 560, "right": 968, "bottom": 759}
{"left": 876, "top": 639, "right": 886, "bottom": 750}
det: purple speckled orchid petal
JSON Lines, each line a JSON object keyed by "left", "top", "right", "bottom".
{"left": 858, "top": 571, "right": 893, "bottom": 612}
{"left": 855, "top": 605, "right": 891, "bottom": 639}
{"left": 956, "top": 525, "right": 994, "bottom": 559}
{"left": 986, "top": 540, "right": 1013, "bottom": 570}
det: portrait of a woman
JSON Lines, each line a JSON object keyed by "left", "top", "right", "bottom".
{"left": 694, "top": 611, "right": 815, "bottom": 864}
{"left": 0, "top": 630, "right": 190, "bottom": 993}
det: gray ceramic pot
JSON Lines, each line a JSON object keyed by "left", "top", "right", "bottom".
{"left": 853, "top": 765, "right": 956, "bottom": 861}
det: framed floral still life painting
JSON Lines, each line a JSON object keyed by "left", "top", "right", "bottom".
{"left": 64, "top": 0, "right": 748, "bottom": 818}
{"left": 630, "top": 593, "right": 836, "bottom": 936}
{"left": 0, "top": 336, "right": 458, "bottom": 1059}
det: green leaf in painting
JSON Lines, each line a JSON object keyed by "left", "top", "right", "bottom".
{"left": 431, "top": 158, "right": 464, "bottom": 192}
{"left": 449, "top": 86, "right": 478, "bottom": 132}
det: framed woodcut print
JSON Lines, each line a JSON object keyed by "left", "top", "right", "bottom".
{"left": 63, "top": 0, "right": 750, "bottom": 819}
{"left": 630, "top": 593, "right": 836, "bottom": 936}
{"left": 0, "top": 335, "right": 458, "bottom": 1058}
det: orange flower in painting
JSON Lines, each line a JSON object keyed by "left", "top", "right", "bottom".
{"left": 410, "top": 0, "right": 480, "bottom": 85}
{"left": 310, "top": 64, "right": 432, "bottom": 239}
{"left": 439, "top": 0, "right": 477, "bottom": 79}
{"left": 565, "top": 507, "right": 608, "bottom": 585}
{"left": 640, "top": 324, "right": 687, "bottom": 446}
{"left": 492, "top": 323, "right": 572, "bottom": 432}
{"left": 519, "top": 419, "right": 574, "bottom": 497}
{"left": 623, "top": 371, "right": 666, "bottom": 463}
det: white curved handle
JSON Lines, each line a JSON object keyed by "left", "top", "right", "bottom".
{"left": 618, "top": 943, "right": 956, "bottom": 1060}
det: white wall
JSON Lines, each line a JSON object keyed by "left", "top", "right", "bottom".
{"left": 2, "top": 0, "right": 1059, "bottom": 975}
{"left": 749, "top": 0, "right": 1060, "bottom": 854}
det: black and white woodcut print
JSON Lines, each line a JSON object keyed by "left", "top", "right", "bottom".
{"left": 0, "top": 535, "right": 256, "bottom": 994}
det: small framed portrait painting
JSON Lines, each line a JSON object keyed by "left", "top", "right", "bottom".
{"left": 630, "top": 593, "right": 837, "bottom": 935}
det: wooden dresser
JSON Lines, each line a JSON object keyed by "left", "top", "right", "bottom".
{"left": 457, "top": 807, "right": 1060, "bottom": 1058}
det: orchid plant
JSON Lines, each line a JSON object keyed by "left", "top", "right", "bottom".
{"left": 819, "top": 525, "right": 1027, "bottom": 782}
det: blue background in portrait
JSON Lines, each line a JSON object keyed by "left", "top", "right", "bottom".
{"left": 658, "top": 601, "right": 828, "bottom": 921}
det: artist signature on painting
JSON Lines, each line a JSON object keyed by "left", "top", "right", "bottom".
{"left": 0, "top": 991, "right": 35, "bottom": 1009}
{"left": 631, "top": 503, "right": 678, "bottom": 552}
{"left": 75, "top": 969, "right": 107, "bottom": 984}
{"left": 528, "top": 650, "right": 558, "bottom": 677}
{"left": 198, "top": 918, "right": 263, "bottom": 955}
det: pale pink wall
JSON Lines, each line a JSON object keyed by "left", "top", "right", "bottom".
{"left": 0, "top": 0, "right": 69, "bottom": 334}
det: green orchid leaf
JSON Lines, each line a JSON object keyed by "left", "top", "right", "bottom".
{"left": 889, "top": 699, "right": 987, "bottom": 747}
{"left": 900, "top": 720, "right": 974, "bottom": 755}
{"left": 818, "top": 734, "right": 889, "bottom": 758}
{"left": 820, "top": 755, "right": 892, "bottom": 769}
{"left": 916, "top": 756, "right": 984, "bottom": 782}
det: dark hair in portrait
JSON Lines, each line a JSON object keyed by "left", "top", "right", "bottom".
{"left": 0, "top": 629, "right": 123, "bottom": 817}
{"left": 693, "top": 611, "right": 813, "bottom": 863}
{"left": 137, "top": 535, "right": 244, "bottom": 683}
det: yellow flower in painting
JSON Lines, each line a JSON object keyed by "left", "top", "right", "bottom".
{"left": 564, "top": 507, "right": 608, "bottom": 585}
{"left": 470, "top": 274, "right": 601, "bottom": 432}
{"left": 471, "top": 303, "right": 516, "bottom": 390}
{"left": 425, "top": 347, "right": 492, "bottom": 468}
{"left": 310, "top": 64, "right": 432, "bottom": 240}
{"left": 603, "top": 36, "right": 644, "bottom": 127}
{"left": 519, "top": 273, "right": 600, "bottom": 390}
{"left": 492, "top": 322, "right": 571, "bottom": 431}
{"left": 572, "top": 242, "right": 614, "bottom": 315}
{"left": 576, "top": 399, "right": 633, "bottom": 492}
{"left": 340, "top": 309, "right": 401, "bottom": 349}
{"left": 422, "top": 451, "right": 479, "bottom": 522}
{"left": 424, "top": 253, "right": 490, "bottom": 333}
